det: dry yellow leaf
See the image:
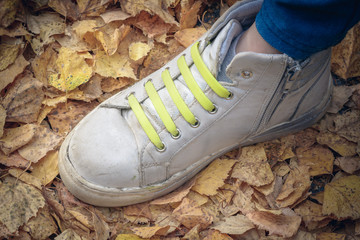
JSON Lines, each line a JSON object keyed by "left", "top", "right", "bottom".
{"left": 95, "top": 24, "right": 131, "bottom": 56}
{"left": 151, "top": 179, "right": 194, "bottom": 205}
{"left": 183, "top": 224, "right": 200, "bottom": 240}
{"left": 272, "top": 161, "right": 290, "bottom": 177}
{"left": 192, "top": 158, "right": 236, "bottom": 196}
{"left": 101, "top": 77, "right": 132, "bottom": 93}
{"left": 54, "top": 228, "right": 82, "bottom": 240}
{"left": 31, "top": 151, "right": 59, "bottom": 185}
{"left": 232, "top": 182, "right": 256, "bottom": 214}
{"left": 317, "top": 131, "right": 357, "bottom": 157}
{"left": 0, "top": 176, "right": 45, "bottom": 233}
{"left": 67, "top": 209, "right": 93, "bottom": 229}
{"left": 18, "top": 125, "right": 62, "bottom": 163}
{"left": 322, "top": 175, "right": 360, "bottom": 219}
{"left": 94, "top": 51, "right": 137, "bottom": 79}
{"left": 32, "top": 45, "right": 58, "bottom": 85}
{"left": 72, "top": 19, "right": 98, "bottom": 39}
{"left": 334, "top": 156, "right": 360, "bottom": 174}
{"left": 0, "top": 0, "right": 19, "bottom": 28}
{"left": 187, "top": 190, "right": 209, "bottom": 206}
{"left": 246, "top": 211, "right": 301, "bottom": 238}
{"left": 49, "top": 47, "right": 93, "bottom": 91}
{"left": 37, "top": 106, "right": 55, "bottom": 124}
{"left": 276, "top": 165, "right": 311, "bottom": 208}
{"left": 232, "top": 146, "right": 274, "bottom": 187}
{"left": 211, "top": 214, "right": 255, "bottom": 235}
{"left": 0, "top": 124, "right": 37, "bottom": 155}
{"left": 203, "top": 230, "right": 233, "bottom": 240}
{"left": 129, "top": 42, "right": 152, "bottom": 61}
{"left": 296, "top": 145, "right": 334, "bottom": 176}
{"left": 23, "top": 207, "right": 57, "bottom": 240}
{"left": 294, "top": 200, "right": 331, "bottom": 230}
{"left": 42, "top": 96, "right": 68, "bottom": 107}
{"left": 115, "top": 234, "right": 145, "bottom": 240}
{"left": 0, "top": 105, "right": 5, "bottom": 138}
{"left": 175, "top": 27, "right": 207, "bottom": 48}
{"left": 8, "top": 168, "right": 42, "bottom": 190}
{"left": 316, "top": 232, "right": 346, "bottom": 240}
{"left": 100, "top": 9, "right": 130, "bottom": 23}
{"left": 131, "top": 225, "right": 170, "bottom": 239}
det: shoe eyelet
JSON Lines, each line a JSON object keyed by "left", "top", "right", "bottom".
{"left": 190, "top": 118, "right": 200, "bottom": 128}
{"left": 241, "top": 70, "right": 253, "bottom": 79}
{"left": 208, "top": 104, "right": 218, "bottom": 114}
{"left": 143, "top": 78, "right": 153, "bottom": 87}
{"left": 225, "top": 91, "right": 233, "bottom": 100}
{"left": 125, "top": 91, "right": 135, "bottom": 100}
{"left": 156, "top": 142, "right": 166, "bottom": 152}
{"left": 171, "top": 129, "right": 181, "bottom": 139}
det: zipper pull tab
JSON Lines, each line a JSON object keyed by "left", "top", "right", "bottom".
{"left": 284, "top": 64, "right": 301, "bottom": 92}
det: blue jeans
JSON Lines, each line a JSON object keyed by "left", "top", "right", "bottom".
{"left": 256, "top": 0, "right": 360, "bottom": 59}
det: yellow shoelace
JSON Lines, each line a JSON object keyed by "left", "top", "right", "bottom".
{"left": 128, "top": 42, "right": 231, "bottom": 150}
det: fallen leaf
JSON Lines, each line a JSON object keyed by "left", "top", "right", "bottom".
{"left": 151, "top": 179, "right": 195, "bottom": 205}
{"left": 246, "top": 211, "right": 301, "bottom": 238}
{"left": 150, "top": 205, "right": 180, "bottom": 234}
{"left": 355, "top": 220, "right": 360, "bottom": 235}
{"left": 8, "top": 168, "right": 42, "bottom": 189}
{"left": 203, "top": 230, "right": 233, "bottom": 240}
{"left": 327, "top": 86, "right": 354, "bottom": 113}
{"left": 94, "top": 51, "right": 136, "bottom": 79}
{"left": 68, "top": 208, "right": 93, "bottom": 229}
{"left": 322, "top": 175, "right": 360, "bottom": 219}
{"left": 276, "top": 166, "right": 311, "bottom": 208}
{"left": 18, "top": 125, "right": 62, "bottom": 163}
{"left": 23, "top": 207, "right": 57, "bottom": 240}
{"left": 180, "top": 1, "right": 202, "bottom": 29}
{"left": 31, "top": 45, "right": 58, "bottom": 85}
{"left": 183, "top": 224, "right": 200, "bottom": 240}
{"left": 173, "top": 198, "right": 213, "bottom": 230}
{"left": 187, "top": 190, "right": 209, "bottom": 206}
{"left": 331, "top": 22, "right": 360, "bottom": 79}
{"left": 0, "top": 124, "right": 37, "bottom": 155}
{"left": 334, "top": 156, "right": 360, "bottom": 174}
{"left": 0, "top": 176, "right": 45, "bottom": 233}
{"left": 48, "top": 0, "right": 80, "bottom": 21}
{"left": 232, "top": 146, "right": 274, "bottom": 187}
{"left": 293, "top": 230, "right": 317, "bottom": 240}
{"left": 0, "top": 151, "right": 30, "bottom": 169}
{"left": 77, "top": 0, "right": 112, "bottom": 16}
{"left": 294, "top": 200, "right": 331, "bottom": 230}
{"left": 272, "top": 162, "right": 290, "bottom": 177}
{"left": 0, "top": 54, "right": 29, "bottom": 92}
{"left": 317, "top": 131, "right": 357, "bottom": 157}
{"left": 316, "top": 232, "right": 346, "bottom": 240}
{"left": 49, "top": 47, "right": 93, "bottom": 91}
{"left": 120, "top": 0, "right": 178, "bottom": 25}
{"left": 233, "top": 182, "right": 256, "bottom": 214}
{"left": 294, "top": 128, "right": 318, "bottom": 148}
{"left": 47, "top": 100, "right": 99, "bottom": 135}
{"left": 2, "top": 71, "right": 44, "bottom": 123}
{"left": 131, "top": 225, "right": 170, "bottom": 238}
{"left": 0, "top": 43, "right": 21, "bottom": 71}
{"left": 0, "top": 0, "right": 20, "bottom": 27}
{"left": 96, "top": 23, "right": 131, "bottom": 55}
{"left": 54, "top": 228, "right": 82, "bottom": 240}
{"left": 211, "top": 214, "right": 255, "bottom": 235}
{"left": 115, "top": 234, "right": 145, "bottom": 240}
{"left": 0, "top": 22, "right": 30, "bottom": 37}
{"left": 296, "top": 145, "right": 334, "bottom": 176}
{"left": 129, "top": 42, "right": 152, "bottom": 61}
{"left": 101, "top": 77, "right": 132, "bottom": 93}
{"left": 134, "top": 11, "right": 173, "bottom": 38}
{"left": 31, "top": 151, "right": 59, "bottom": 185}
{"left": 124, "top": 202, "right": 152, "bottom": 220}
{"left": 0, "top": 105, "right": 5, "bottom": 137}
{"left": 192, "top": 158, "right": 236, "bottom": 196}
{"left": 175, "top": 27, "right": 207, "bottom": 48}
{"left": 79, "top": 74, "right": 103, "bottom": 100}
{"left": 100, "top": 9, "right": 130, "bottom": 23}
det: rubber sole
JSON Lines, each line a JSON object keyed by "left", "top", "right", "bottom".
{"left": 58, "top": 81, "right": 332, "bottom": 207}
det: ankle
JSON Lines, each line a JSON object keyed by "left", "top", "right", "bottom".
{"left": 236, "top": 23, "right": 282, "bottom": 55}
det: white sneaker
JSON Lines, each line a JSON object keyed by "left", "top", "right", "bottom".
{"left": 59, "top": 0, "right": 333, "bottom": 206}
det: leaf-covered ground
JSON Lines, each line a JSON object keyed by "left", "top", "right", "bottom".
{"left": 0, "top": 0, "right": 360, "bottom": 239}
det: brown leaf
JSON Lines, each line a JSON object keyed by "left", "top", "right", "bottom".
{"left": 232, "top": 182, "right": 256, "bottom": 214}
{"left": 101, "top": 77, "right": 132, "bottom": 93}
{"left": 100, "top": 9, "right": 130, "bottom": 23}
{"left": 327, "top": 86, "right": 354, "bottom": 113}
{"left": 48, "top": 0, "right": 80, "bottom": 20}
{"left": 151, "top": 179, "right": 195, "bottom": 205}
{"left": 183, "top": 224, "right": 200, "bottom": 240}
{"left": 173, "top": 198, "right": 213, "bottom": 230}
{"left": 47, "top": 100, "right": 99, "bottom": 136}
{"left": 0, "top": 151, "right": 30, "bottom": 169}
{"left": 317, "top": 131, "right": 357, "bottom": 157}
{"left": 0, "top": 105, "right": 6, "bottom": 138}
{"left": 272, "top": 162, "right": 290, "bottom": 177}
{"left": 316, "top": 232, "right": 346, "bottom": 240}
{"left": 18, "top": 125, "right": 62, "bottom": 163}
{"left": 180, "top": 1, "right": 202, "bottom": 29}
{"left": 322, "top": 175, "right": 360, "bottom": 219}
{"left": 0, "top": 176, "right": 45, "bottom": 233}
{"left": 54, "top": 228, "right": 82, "bottom": 240}
{"left": 133, "top": 11, "right": 172, "bottom": 38}
{"left": 211, "top": 214, "right": 255, "bottom": 235}
{"left": 276, "top": 166, "right": 311, "bottom": 208}
{"left": 0, "top": 0, "right": 20, "bottom": 28}
{"left": 296, "top": 145, "right": 334, "bottom": 176}
{"left": 294, "top": 200, "right": 331, "bottom": 230}
{"left": 0, "top": 54, "right": 29, "bottom": 92}
{"left": 23, "top": 207, "right": 57, "bottom": 240}
{"left": 232, "top": 146, "right": 274, "bottom": 187}
{"left": 2, "top": 72, "right": 44, "bottom": 123}
{"left": 79, "top": 74, "right": 103, "bottom": 100}
{"left": 175, "top": 27, "right": 207, "bottom": 48}
{"left": 203, "top": 230, "right": 233, "bottom": 240}
{"left": 0, "top": 124, "right": 37, "bottom": 155}
{"left": 334, "top": 156, "right": 360, "bottom": 174}
{"left": 92, "top": 211, "right": 110, "bottom": 240}
{"left": 131, "top": 225, "right": 170, "bottom": 238}
{"left": 77, "top": 0, "right": 112, "bottom": 16}
{"left": 294, "top": 128, "right": 318, "bottom": 148}
{"left": 124, "top": 202, "right": 152, "bottom": 220}
{"left": 0, "top": 43, "right": 21, "bottom": 71}
{"left": 331, "top": 22, "right": 360, "bottom": 79}
{"left": 192, "top": 158, "right": 236, "bottom": 196}
{"left": 31, "top": 45, "right": 58, "bottom": 86}
{"left": 246, "top": 211, "right": 301, "bottom": 238}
